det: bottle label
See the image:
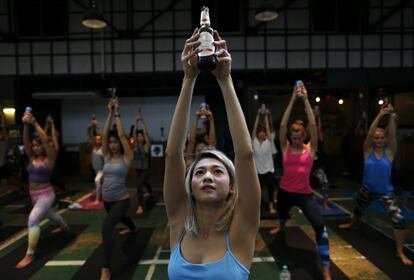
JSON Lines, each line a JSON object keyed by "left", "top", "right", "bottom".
{"left": 198, "top": 31, "right": 215, "bottom": 57}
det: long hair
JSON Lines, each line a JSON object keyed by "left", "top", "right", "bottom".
{"left": 184, "top": 148, "right": 237, "bottom": 236}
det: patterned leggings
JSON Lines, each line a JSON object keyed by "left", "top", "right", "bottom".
{"left": 312, "top": 167, "right": 330, "bottom": 199}
{"left": 354, "top": 186, "right": 405, "bottom": 229}
{"left": 27, "top": 187, "right": 67, "bottom": 255}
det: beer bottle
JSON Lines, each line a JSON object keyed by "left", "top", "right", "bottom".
{"left": 197, "top": 6, "right": 216, "bottom": 71}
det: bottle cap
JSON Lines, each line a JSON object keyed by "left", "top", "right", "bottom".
{"left": 25, "top": 107, "right": 32, "bottom": 113}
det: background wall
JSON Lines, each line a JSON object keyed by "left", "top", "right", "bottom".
{"left": 61, "top": 95, "right": 204, "bottom": 147}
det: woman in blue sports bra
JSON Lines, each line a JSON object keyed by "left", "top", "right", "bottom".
{"left": 339, "top": 103, "right": 412, "bottom": 266}
{"left": 164, "top": 29, "right": 261, "bottom": 280}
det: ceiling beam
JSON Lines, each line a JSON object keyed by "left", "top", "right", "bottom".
{"left": 369, "top": 0, "right": 414, "bottom": 30}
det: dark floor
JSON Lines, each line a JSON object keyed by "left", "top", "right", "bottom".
{"left": 0, "top": 173, "right": 413, "bottom": 279}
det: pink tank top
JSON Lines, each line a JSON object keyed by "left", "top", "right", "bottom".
{"left": 280, "top": 145, "right": 313, "bottom": 194}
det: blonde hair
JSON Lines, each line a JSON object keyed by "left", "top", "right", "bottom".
{"left": 184, "top": 148, "right": 237, "bottom": 236}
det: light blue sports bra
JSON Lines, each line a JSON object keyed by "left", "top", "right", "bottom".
{"left": 168, "top": 231, "right": 250, "bottom": 280}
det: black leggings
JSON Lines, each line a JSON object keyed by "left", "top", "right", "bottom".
{"left": 102, "top": 199, "right": 136, "bottom": 268}
{"left": 136, "top": 169, "right": 152, "bottom": 207}
{"left": 277, "top": 188, "right": 330, "bottom": 267}
{"left": 258, "top": 172, "right": 277, "bottom": 205}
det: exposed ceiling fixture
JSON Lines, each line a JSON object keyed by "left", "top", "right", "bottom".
{"left": 32, "top": 91, "right": 98, "bottom": 100}
{"left": 255, "top": 1, "right": 278, "bottom": 22}
{"left": 82, "top": 0, "right": 107, "bottom": 29}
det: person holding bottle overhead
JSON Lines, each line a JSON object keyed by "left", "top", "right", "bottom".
{"left": 133, "top": 111, "right": 152, "bottom": 215}
{"left": 185, "top": 103, "right": 217, "bottom": 164}
{"left": 269, "top": 81, "right": 331, "bottom": 280}
{"left": 165, "top": 23, "right": 260, "bottom": 279}
{"left": 16, "top": 108, "right": 69, "bottom": 269}
{"left": 252, "top": 107, "right": 277, "bottom": 214}
{"left": 99, "top": 98, "right": 137, "bottom": 280}
{"left": 339, "top": 103, "right": 412, "bottom": 266}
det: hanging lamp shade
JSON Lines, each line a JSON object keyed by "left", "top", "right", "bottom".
{"left": 82, "top": 1, "right": 107, "bottom": 29}
{"left": 255, "top": 2, "right": 278, "bottom": 22}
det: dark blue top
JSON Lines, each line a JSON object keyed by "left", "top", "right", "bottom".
{"left": 362, "top": 152, "right": 394, "bottom": 195}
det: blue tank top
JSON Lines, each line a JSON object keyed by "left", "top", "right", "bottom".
{"left": 168, "top": 231, "right": 249, "bottom": 280}
{"left": 362, "top": 152, "right": 394, "bottom": 195}
{"left": 27, "top": 159, "right": 52, "bottom": 184}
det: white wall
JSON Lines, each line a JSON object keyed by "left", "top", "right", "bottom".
{"left": 61, "top": 95, "right": 204, "bottom": 148}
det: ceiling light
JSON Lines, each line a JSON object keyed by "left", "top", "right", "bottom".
{"left": 82, "top": 0, "right": 107, "bottom": 29}
{"left": 255, "top": 1, "right": 278, "bottom": 22}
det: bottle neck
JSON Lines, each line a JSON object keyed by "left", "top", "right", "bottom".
{"left": 200, "top": 8, "right": 211, "bottom": 26}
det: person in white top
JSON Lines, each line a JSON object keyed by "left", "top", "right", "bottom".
{"left": 252, "top": 108, "right": 276, "bottom": 214}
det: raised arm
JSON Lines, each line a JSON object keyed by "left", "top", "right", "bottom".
{"left": 140, "top": 113, "right": 151, "bottom": 153}
{"left": 385, "top": 105, "right": 397, "bottom": 160}
{"left": 301, "top": 88, "right": 317, "bottom": 155}
{"left": 22, "top": 115, "right": 32, "bottom": 158}
{"left": 112, "top": 99, "right": 133, "bottom": 164}
{"left": 279, "top": 92, "right": 297, "bottom": 154}
{"left": 213, "top": 31, "right": 260, "bottom": 233}
{"left": 206, "top": 109, "right": 216, "bottom": 147}
{"left": 48, "top": 116, "right": 59, "bottom": 151}
{"left": 264, "top": 110, "right": 272, "bottom": 141}
{"left": 363, "top": 107, "right": 388, "bottom": 156}
{"left": 164, "top": 29, "right": 200, "bottom": 225}
{"left": 102, "top": 100, "right": 114, "bottom": 157}
{"left": 251, "top": 110, "right": 260, "bottom": 140}
{"left": 185, "top": 110, "right": 201, "bottom": 155}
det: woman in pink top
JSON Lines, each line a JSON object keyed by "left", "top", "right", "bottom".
{"left": 270, "top": 83, "right": 331, "bottom": 280}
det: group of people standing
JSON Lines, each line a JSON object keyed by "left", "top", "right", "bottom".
{"left": 8, "top": 28, "right": 412, "bottom": 280}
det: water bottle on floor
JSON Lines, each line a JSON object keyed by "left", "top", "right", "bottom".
{"left": 280, "top": 265, "right": 291, "bottom": 280}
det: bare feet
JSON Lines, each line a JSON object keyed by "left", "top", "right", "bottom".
{"left": 338, "top": 223, "right": 355, "bottom": 229}
{"left": 119, "top": 227, "right": 137, "bottom": 235}
{"left": 16, "top": 254, "right": 34, "bottom": 269}
{"left": 136, "top": 206, "right": 144, "bottom": 215}
{"left": 323, "top": 199, "right": 331, "bottom": 211}
{"left": 322, "top": 266, "right": 332, "bottom": 280}
{"left": 51, "top": 225, "right": 70, "bottom": 234}
{"left": 397, "top": 252, "right": 413, "bottom": 266}
{"left": 100, "top": 268, "right": 111, "bottom": 280}
{"left": 269, "top": 227, "right": 282, "bottom": 235}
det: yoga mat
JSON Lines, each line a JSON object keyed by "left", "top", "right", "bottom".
{"left": 0, "top": 225, "right": 88, "bottom": 279}
{"left": 0, "top": 225, "right": 25, "bottom": 243}
{"left": 72, "top": 228, "right": 154, "bottom": 280}
{"left": 326, "top": 219, "right": 414, "bottom": 279}
{"left": 313, "top": 194, "right": 351, "bottom": 217}
{"left": 260, "top": 226, "right": 349, "bottom": 280}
